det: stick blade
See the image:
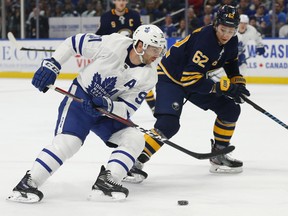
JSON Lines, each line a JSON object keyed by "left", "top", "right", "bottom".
{"left": 196, "top": 145, "right": 235, "bottom": 160}
{"left": 7, "top": 32, "right": 22, "bottom": 50}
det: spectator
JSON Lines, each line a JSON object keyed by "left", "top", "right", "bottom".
{"left": 75, "top": 0, "right": 87, "bottom": 15}
{"left": 7, "top": 4, "right": 21, "bottom": 38}
{"left": 187, "top": 6, "right": 201, "bottom": 33}
{"left": 249, "top": 15, "right": 264, "bottom": 34}
{"left": 199, "top": 4, "right": 214, "bottom": 26}
{"left": 93, "top": 0, "right": 104, "bottom": 16}
{"left": 279, "top": 22, "right": 288, "bottom": 38}
{"left": 247, "top": 0, "right": 263, "bottom": 16}
{"left": 263, "top": 2, "right": 286, "bottom": 37}
{"left": 238, "top": 0, "right": 252, "bottom": 15}
{"left": 176, "top": 18, "right": 187, "bottom": 38}
{"left": 52, "top": 4, "right": 64, "bottom": 17}
{"left": 159, "top": 0, "right": 183, "bottom": 14}
{"left": 29, "top": 10, "right": 49, "bottom": 38}
{"left": 140, "top": 0, "right": 163, "bottom": 23}
{"left": 62, "top": 2, "right": 79, "bottom": 17}
{"left": 206, "top": 0, "right": 221, "bottom": 16}
{"left": 26, "top": 7, "right": 45, "bottom": 38}
{"left": 203, "top": 14, "right": 213, "bottom": 26}
{"left": 188, "top": 0, "right": 204, "bottom": 16}
{"left": 81, "top": 3, "right": 96, "bottom": 17}
{"left": 254, "top": 4, "right": 266, "bottom": 28}
{"left": 160, "top": 14, "right": 177, "bottom": 38}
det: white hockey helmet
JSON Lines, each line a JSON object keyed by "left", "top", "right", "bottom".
{"left": 133, "top": 24, "right": 166, "bottom": 50}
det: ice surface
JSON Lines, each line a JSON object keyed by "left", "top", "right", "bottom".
{"left": 1, "top": 79, "right": 288, "bottom": 216}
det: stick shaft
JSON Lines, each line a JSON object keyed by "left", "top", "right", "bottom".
{"left": 48, "top": 85, "right": 234, "bottom": 159}
{"left": 7, "top": 32, "right": 55, "bottom": 52}
{"left": 244, "top": 97, "right": 288, "bottom": 130}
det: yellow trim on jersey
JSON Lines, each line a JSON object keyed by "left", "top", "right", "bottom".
{"left": 111, "top": 8, "right": 129, "bottom": 15}
{"left": 181, "top": 72, "right": 203, "bottom": 83}
{"left": 159, "top": 62, "right": 204, "bottom": 87}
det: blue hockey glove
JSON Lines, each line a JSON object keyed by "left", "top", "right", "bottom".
{"left": 238, "top": 53, "right": 247, "bottom": 67}
{"left": 213, "top": 78, "right": 250, "bottom": 104}
{"left": 82, "top": 96, "right": 113, "bottom": 117}
{"left": 32, "top": 58, "right": 61, "bottom": 93}
{"left": 256, "top": 46, "right": 265, "bottom": 55}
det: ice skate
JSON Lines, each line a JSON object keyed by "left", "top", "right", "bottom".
{"left": 210, "top": 140, "right": 243, "bottom": 173}
{"left": 123, "top": 160, "right": 148, "bottom": 183}
{"left": 88, "top": 166, "right": 129, "bottom": 201}
{"left": 7, "top": 171, "right": 43, "bottom": 203}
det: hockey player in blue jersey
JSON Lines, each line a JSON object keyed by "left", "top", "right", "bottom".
{"left": 7, "top": 24, "right": 166, "bottom": 203}
{"left": 125, "top": 5, "right": 251, "bottom": 183}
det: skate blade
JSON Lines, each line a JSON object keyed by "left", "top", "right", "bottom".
{"left": 87, "top": 189, "right": 126, "bottom": 202}
{"left": 7, "top": 191, "right": 41, "bottom": 203}
{"left": 122, "top": 174, "right": 145, "bottom": 184}
{"left": 209, "top": 164, "right": 243, "bottom": 174}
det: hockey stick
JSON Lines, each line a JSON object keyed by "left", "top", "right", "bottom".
{"left": 7, "top": 32, "right": 55, "bottom": 52}
{"left": 48, "top": 85, "right": 235, "bottom": 159}
{"left": 243, "top": 97, "right": 288, "bottom": 130}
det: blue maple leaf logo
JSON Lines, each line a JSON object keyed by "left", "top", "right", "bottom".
{"left": 86, "top": 72, "right": 117, "bottom": 97}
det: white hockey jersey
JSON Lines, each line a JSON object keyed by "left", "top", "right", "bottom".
{"left": 52, "top": 33, "right": 158, "bottom": 119}
{"left": 236, "top": 24, "right": 263, "bottom": 54}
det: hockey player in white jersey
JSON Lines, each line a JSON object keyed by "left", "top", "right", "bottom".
{"left": 7, "top": 24, "right": 166, "bottom": 203}
{"left": 237, "top": 14, "right": 265, "bottom": 74}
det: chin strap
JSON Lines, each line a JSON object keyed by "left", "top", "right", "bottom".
{"left": 133, "top": 45, "right": 145, "bottom": 63}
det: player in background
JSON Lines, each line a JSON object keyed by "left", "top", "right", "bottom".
{"left": 125, "top": 5, "right": 251, "bottom": 183}
{"left": 96, "top": 0, "right": 156, "bottom": 112}
{"left": 96, "top": 0, "right": 141, "bottom": 37}
{"left": 7, "top": 24, "right": 166, "bottom": 203}
{"left": 236, "top": 14, "right": 265, "bottom": 74}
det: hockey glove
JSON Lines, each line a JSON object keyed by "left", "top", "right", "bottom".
{"left": 82, "top": 96, "right": 113, "bottom": 117}
{"left": 256, "top": 45, "right": 265, "bottom": 55}
{"left": 32, "top": 58, "right": 61, "bottom": 93}
{"left": 230, "top": 75, "right": 246, "bottom": 85}
{"left": 213, "top": 78, "right": 250, "bottom": 104}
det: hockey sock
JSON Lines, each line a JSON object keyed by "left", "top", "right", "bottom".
{"left": 213, "top": 118, "right": 236, "bottom": 147}
{"left": 137, "top": 132, "right": 164, "bottom": 163}
{"left": 29, "top": 134, "right": 82, "bottom": 186}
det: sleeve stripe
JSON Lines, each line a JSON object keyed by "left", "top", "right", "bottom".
{"left": 117, "top": 97, "right": 137, "bottom": 111}
{"left": 71, "top": 35, "right": 77, "bottom": 53}
{"left": 159, "top": 62, "right": 204, "bottom": 87}
{"left": 180, "top": 74, "right": 203, "bottom": 82}
{"left": 79, "top": 34, "right": 86, "bottom": 56}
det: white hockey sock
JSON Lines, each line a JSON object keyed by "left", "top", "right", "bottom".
{"left": 29, "top": 134, "right": 82, "bottom": 187}
{"left": 106, "top": 146, "right": 136, "bottom": 183}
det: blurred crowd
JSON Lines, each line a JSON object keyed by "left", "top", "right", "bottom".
{"left": 2, "top": 0, "right": 288, "bottom": 38}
